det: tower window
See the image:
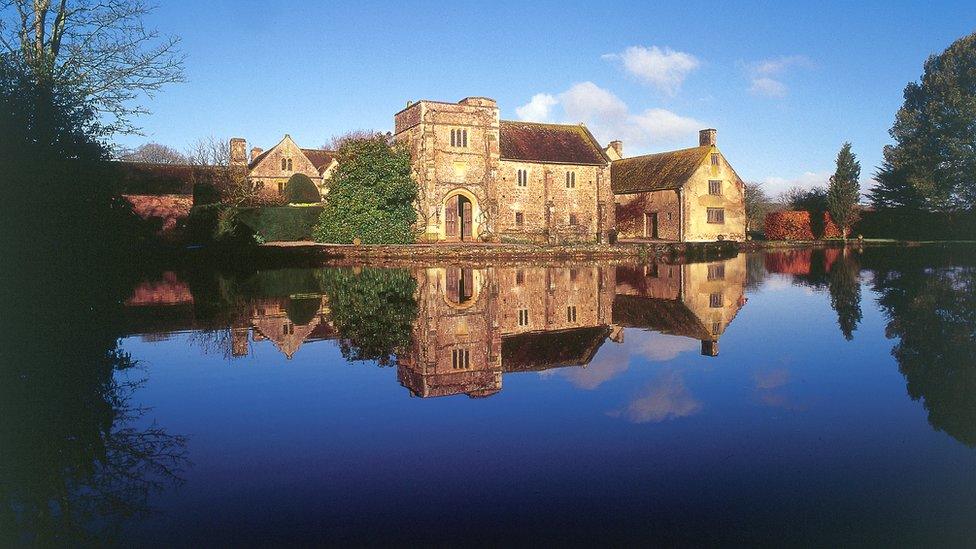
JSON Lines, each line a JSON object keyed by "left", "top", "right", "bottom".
{"left": 709, "top": 180, "right": 722, "bottom": 195}
{"left": 565, "top": 171, "right": 576, "bottom": 188}
{"left": 517, "top": 169, "right": 528, "bottom": 187}
{"left": 450, "top": 128, "right": 468, "bottom": 148}
{"left": 567, "top": 306, "right": 577, "bottom": 322}
{"left": 516, "top": 269, "right": 525, "bottom": 285}
{"left": 518, "top": 308, "right": 529, "bottom": 327}
{"left": 515, "top": 212, "right": 524, "bottom": 227}
{"left": 707, "top": 208, "right": 725, "bottom": 224}
{"left": 452, "top": 348, "right": 470, "bottom": 370}
{"left": 709, "top": 292, "right": 724, "bottom": 308}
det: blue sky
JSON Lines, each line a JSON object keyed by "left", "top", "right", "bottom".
{"left": 123, "top": 0, "right": 975, "bottom": 196}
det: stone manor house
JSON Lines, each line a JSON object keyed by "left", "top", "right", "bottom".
{"left": 228, "top": 96, "right": 747, "bottom": 243}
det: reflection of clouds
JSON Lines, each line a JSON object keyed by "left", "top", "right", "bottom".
{"left": 610, "top": 368, "right": 702, "bottom": 423}
{"left": 545, "top": 330, "right": 698, "bottom": 390}
{"left": 753, "top": 368, "right": 789, "bottom": 389}
{"left": 753, "top": 367, "right": 804, "bottom": 411}
{"left": 633, "top": 330, "right": 699, "bottom": 362}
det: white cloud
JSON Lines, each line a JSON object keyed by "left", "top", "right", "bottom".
{"left": 745, "top": 55, "right": 812, "bottom": 98}
{"left": 609, "top": 368, "right": 702, "bottom": 424}
{"left": 514, "top": 93, "right": 558, "bottom": 122}
{"left": 603, "top": 46, "right": 700, "bottom": 95}
{"left": 762, "top": 170, "right": 830, "bottom": 196}
{"left": 749, "top": 77, "right": 787, "bottom": 98}
{"left": 515, "top": 81, "right": 704, "bottom": 152}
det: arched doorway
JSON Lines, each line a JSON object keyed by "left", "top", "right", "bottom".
{"left": 444, "top": 191, "right": 476, "bottom": 241}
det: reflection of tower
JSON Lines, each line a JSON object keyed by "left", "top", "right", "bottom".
{"left": 701, "top": 340, "right": 719, "bottom": 356}
{"left": 231, "top": 327, "right": 250, "bottom": 357}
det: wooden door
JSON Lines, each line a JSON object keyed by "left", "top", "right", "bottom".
{"left": 645, "top": 213, "right": 659, "bottom": 239}
{"left": 445, "top": 196, "right": 459, "bottom": 239}
{"left": 446, "top": 267, "right": 460, "bottom": 303}
{"left": 461, "top": 200, "right": 473, "bottom": 240}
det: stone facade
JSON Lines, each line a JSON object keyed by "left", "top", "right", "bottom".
{"left": 231, "top": 135, "right": 337, "bottom": 201}
{"left": 393, "top": 98, "right": 613, "bottom": 243}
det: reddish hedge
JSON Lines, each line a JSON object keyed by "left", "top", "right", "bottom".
{"left": 765, "top": 211, "right": 842, "bottom": 240}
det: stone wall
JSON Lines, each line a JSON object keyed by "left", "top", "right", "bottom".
{"left": 614, "top": 189, "right": 681, "bottom": 241}
{"left": 682, "top": 152, "right": 746, "bottom": 242}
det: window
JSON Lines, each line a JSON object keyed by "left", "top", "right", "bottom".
{"left": 517, "top": 169, "right": 528, "bottom": 187}
{"left": 287, "top": 158, "right": 293, "bottom": 171}
{"left": 277, "top": 181, "right": 285, "bottom": 195}
{"left": 569, "top": 213, "right": 578, "bottom": 226}
{"left": 281, "top": 158, "right": 287, "bottom": 170}
{"left": 711, "top": 153, "right": 720, "bottom": 167}
{"left": 565, "top": 171, "right": 576, "bottom": 188}
{"left": 452, "top": 348, "right": 470, "bottom": 370}
{"left": 709, "top": 292, "right": 724, "bottom": 308}
{"left": 515, "top": 212, "right": 524, "bottom": 227}
{"left": 254, "top": 181, "right": 265, "bottom": 191}
{"left": 283, "top": 322, "right": 294, "bottom": 335}
{"left": 567, "top": 306, "right": 577, "bottom": 323}
{"left": 707, "top": 263, "right": 725, "bottom": 280}
{"left": 518, "top": 308, "right": 529, "bottom": 327}
{"left": 516, "top": 269, "right": 525, "bottom": 285}
{"left": 707, "top": 208, "right": 725, "bottom": 224}
{"left": 570, "top": 269, "right": 578, "bottom": 281}
{"left": 712, "top": 321, "right": 722, "bottom": 334}
{"left": 450, "top": 128, "right": 468, "bottom": 148}
{"left": 709, "top": 180, "right": 722, "bottom": 195}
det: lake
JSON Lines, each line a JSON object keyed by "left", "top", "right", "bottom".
{"left": 4, "top": 245, "right": 976, "bottom": 546}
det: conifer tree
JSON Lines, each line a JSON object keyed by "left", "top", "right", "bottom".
{"left": 827, "top": 142, "right": 861, "bottom": 240}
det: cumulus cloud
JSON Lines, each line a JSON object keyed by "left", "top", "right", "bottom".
{"left": 515, "top": 93, "right": 558, "bottom": 122}
{"left": 609, "top": 368, "right": 702, "bottom": 424}
{"left": 515, "top": 81, "right": 704, "bottom": 152}
{"left": 745, "top": 55, "right": 812, "bottom": 98}
{"left": 603, "top": 46, "right": 700, "bottom": 95}
{"left": 761, "top": 170, "right": 830, "bottom": 197}
{"left": 633, "top": 331, "right": 700, "bottom": 362}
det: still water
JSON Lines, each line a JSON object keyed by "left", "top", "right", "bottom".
{"left": 4, "top": 245, "right": 976, "bottom": 545}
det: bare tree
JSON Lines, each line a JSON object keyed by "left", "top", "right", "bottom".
{"left": 324, "top": 129, "right": 388, "bottom": 151}
{"left": 185, "top": 136, "right": 273, "bottom": 206}
{"left": 121, "top": 142, "right": 186, "bottom": 164}
{"left": 743, "top": 181, "right": 772, "bottom": 235}
{"left": 0, "top": 0, "right": 185, "bottom": 135}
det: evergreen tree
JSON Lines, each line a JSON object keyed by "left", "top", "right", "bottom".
{"left": 827, "top": 142, "right": 861, "bottom": 240}
{"left": 869, "top": 32, "right": 976, "bottom": 212}
{"left": 313, "top": 135, "right": 418, "bottom": 244}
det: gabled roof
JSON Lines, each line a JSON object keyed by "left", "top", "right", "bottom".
{"left": 499, "top": 120, "right": 609, "bottom": 165}
{"left": 611, "top": 145, "right": 710, "bottom": 194}
{"left": 611, "top": 294, "right": 712, "bottom": 340}
{"left": 301, "top": 148, "right": 337, "bottom": 172}
{"left": 502, "top": 325, "right": 611, "bottom": 372}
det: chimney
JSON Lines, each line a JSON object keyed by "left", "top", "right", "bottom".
{"left": 230, "top": 138, "right": 247, "bottom": 166}
{"left": 699, "top": 128, "right": 717, "bottom": 147}
{"left": 609, "top": 140, "right": 623, "bottom": 158}
{"left": 701, "top": 339, "right": 719, "bottom": 357}
{"left": 250, "top": 147, "right": 263, "bottom": 162}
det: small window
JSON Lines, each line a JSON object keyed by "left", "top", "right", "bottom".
{"left": 516, "top": 269, "right": 525, "bottom": 285}
{"left": 567, "top": 306, "right": 577, "bottom": 323}
{"left": 709, "top": 180, "right": 722, "bottom": 195}
{"left": 711, "top": 153, "right": 720, "bottom": 167}
{"left": 463, "top": 129, "right": 468, "bottom": 147}
{"left": 569, "top": 213, "right": 578, "bottom": 226}
{"left": 707, "top": 208, "right": 725, "bottom": 224}
{"left": 517, "top": 169, "right": 528, "bottom": 187}
{"left": 283, "top": 322, "right": 294, "bottom": 335}
{"left": 278, "top": 181, "right": 285, "bottom": 195}
{"left": 281, "top": 158, "right": 287, "bottom": 170}
{"left": 254, "top": 181, "right": 265, "bottom": 191}
{"left": 569, "top": 269, "right": 578, "bottom": 281}
{"left": 709, "top": 292, "right": 724, "bottom": 308}
{"left": 707, "top": 263, "right": 725, "bottom": 280}
{"left": 515, "top": 212, "right": 524, "bottom": 227}
{"left": 450, "top": 129, "right": 456, "bottom": 147}
{"left": 287, "top": 158, "right": 293, "bottom": 171}
{"left": 518, "top": 308, "right": 529, "bottom": 327}
{"left": 450, "top": 128, "right": 468, "bottom": 148}
{"left": 565, "top": 171, "right": 576, "bottom": 188}
{"left": 452, "top": 348, "right": 470, "bottom": 370}
{"left": 712, "top": 320, "right": 722, "bottom": 334}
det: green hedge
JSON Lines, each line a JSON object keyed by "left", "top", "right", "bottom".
{"left": 284, "top": 173, "right": 321, "bottom": 204}
{"left": 188, "top": 205, "right": 324, "bottom": 244}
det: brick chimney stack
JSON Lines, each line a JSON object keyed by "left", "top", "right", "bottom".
{"left": 250, "top": 147, "right": 263, "bottom": 162}
{"left": 230, "top": 138, "right": 247, "bottom": 166}
{"left": 699, "top": 129, "right": 717, "bottom": 147}
{"left": 609, "top": 140, "right": 623, "bottom": 158}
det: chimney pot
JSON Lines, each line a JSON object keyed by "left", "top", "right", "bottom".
{"left": 250, "top": 147, "right": 263, "bottom": 162}
{"left": 609, "top": 140, "right": 623, "bottom": 158}
{"left": 699, "top": 129, "right": 717, "bottom": 147}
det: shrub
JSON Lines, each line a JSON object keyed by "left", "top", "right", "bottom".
{"left": 314, "top": 135, "right": 418, "bottom": 244}
{"left": 765, "top": 211, "right": 842, "bottom": 240}
{"left": 284, "top": 173, "right": 321, "bottom": 204}
{"left": 236, "top": 206, "right": 323, "bottom": 241}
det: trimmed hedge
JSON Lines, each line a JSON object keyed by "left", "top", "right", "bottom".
{"left": 856, "top": 209, "right": 976, "bottom": 240}
{"left": 284, "top": 173, "right": 321, "bottom": 204}
{"left": 765, "top": 211, "right": 842, "bottom": 240}
{"left": 188, "top": 204, "right": 324, "bottom": 244}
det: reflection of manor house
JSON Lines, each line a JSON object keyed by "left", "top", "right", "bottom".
{"left": 231, "top": 296, "right": 336, "bottom": 359}
{"left": 613, "top": 256, "right": 748, "bottom": 356}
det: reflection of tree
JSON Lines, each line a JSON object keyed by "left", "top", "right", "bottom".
{"left": 868, "top": 248, "right": 976, "bottom": 446}
{"left": 827, "top": 249, "right": 862, "bottom": 340}
{"left": 317, "top": 267, "right": 418, "bottom": 365}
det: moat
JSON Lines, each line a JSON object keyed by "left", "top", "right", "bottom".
{"left": 5, "top": 245, "right": 976, "bottom": 545}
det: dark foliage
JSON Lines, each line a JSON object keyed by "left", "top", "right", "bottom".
{"left": 827, "top": 249, "right": 863, "bottom": 340}
{"left": 284, "top": 173, "right": 321, "bottom": 204}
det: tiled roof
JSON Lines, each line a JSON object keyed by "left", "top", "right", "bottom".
{"left": 301, "top": 148, "right": 337, "bottom": 171}
{"left": 501, "top": 325, "right": 611, "bottom": 372}
{"left": 499, "top": 120, "right": 609, "bottom": 165}
{"left": 611, "top": 146, "right": 710, "bottom": 194}
{"left": 611, "top": 294, "right": 712, "bottom": 340}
